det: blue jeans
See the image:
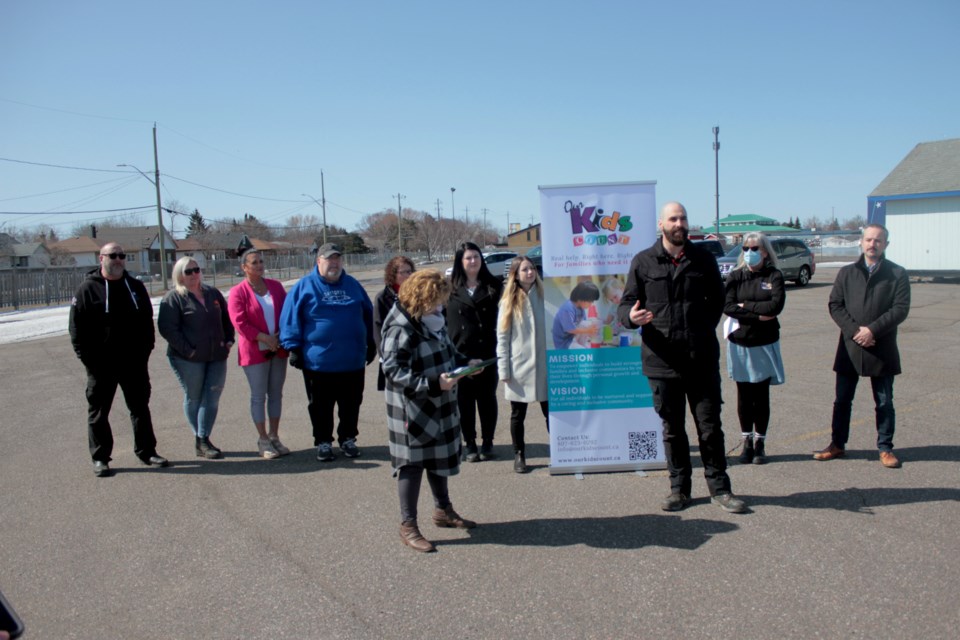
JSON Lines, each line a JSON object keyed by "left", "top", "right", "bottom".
{"left": 169, "top": 356, "right": 228, "bottom": 438}
{"left": 831, "top": 373, "right": 896, "bottom": 451}
{"left": 242, "top": 358, "right": 287, "bottom": 424}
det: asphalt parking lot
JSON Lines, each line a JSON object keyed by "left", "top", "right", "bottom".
{"left": 1, "top": 266, "right": 958, "bottom": 639}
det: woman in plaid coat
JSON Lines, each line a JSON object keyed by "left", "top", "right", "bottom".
{"left": 381, "top": 270, "right": 479, "bottom": 552}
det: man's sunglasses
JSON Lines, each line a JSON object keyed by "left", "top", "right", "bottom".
{"left": 184, "top": 267, "right": 202, "bottom": 275}
{"left": 742, "top": 246, "right": 761, "bottom": 252}
{"left": 102, "top": 252, "right": 127, "bottom": 260}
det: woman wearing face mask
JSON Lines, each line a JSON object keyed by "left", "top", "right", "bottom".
{"left": 381, "top": 270, "right": 479, "bottom": 552}
{"left": 374, "top": 256, "right": 415, "bottom": 392}
{"left": 446, "top": 241, "right": 503, "bottom": 462}
{"left": 496, "top": 256, "right": 548, "bottom": 473}
{"left": 723, "top": 233, "right": 786, "bottom": 465}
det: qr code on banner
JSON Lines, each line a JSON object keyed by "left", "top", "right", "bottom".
{"left": 628, "top": 430, "right": 658, "bottom": 461}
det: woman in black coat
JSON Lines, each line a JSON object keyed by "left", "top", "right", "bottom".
{"left": 446, "top": 241, "right": 503, "bottom": 462}
{"left": 374, "top": 256, "right": 416, "bottom": 391}
{"left": 723, "top": 233, "right": 786, "bottom": 465}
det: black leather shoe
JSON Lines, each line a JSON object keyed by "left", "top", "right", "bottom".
{"left": 479, "top": 443, "right": 497, "bottom": 461}
{"left": 513, "top": 452, "right": 528, "bottom": 473}
{"left": 93, "top": 460, "right": 112, "bottom": 477}
{"left": 141, "top": 455, "right": 170, "bottom": 467}
{"left": 196, "top": 437, "right": 223, "bottom": 459}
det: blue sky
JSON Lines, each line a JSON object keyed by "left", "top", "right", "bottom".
{"left": 2, "top": 0, "right": 958, "bottom": 239}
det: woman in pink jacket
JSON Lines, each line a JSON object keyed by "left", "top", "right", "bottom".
{"left": 228, "top": 249, "right": 290, "bottom": 459}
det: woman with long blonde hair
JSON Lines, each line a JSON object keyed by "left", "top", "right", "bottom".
{"left": 496, "top": 256, "right": 548, "bottom": 473}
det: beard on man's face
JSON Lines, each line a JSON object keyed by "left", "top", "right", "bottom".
{"left": 665, "top": 226, "right": 688, "bottom": 247}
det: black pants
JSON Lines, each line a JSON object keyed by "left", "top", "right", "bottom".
{"left": 456, "top": 365, "right": 498, "bottom": 446}
{"left": 736, "top": 379, "right": 771, "bottom": 436}
{"left": 509, "top": 400, "right": 549, "bottom": 454}
{"left": 398, "top": 465, "right": 450, "bottom": 523}
{"left": 302, "top": 368, "right": 364, "bottom": 445}
{"left": 85, "top": 361, "right": 158, "bottom": 463}
{"left": 649, "top": 371, "right": 732, "bottom": 497}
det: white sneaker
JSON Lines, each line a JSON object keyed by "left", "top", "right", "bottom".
{"left": 258, "top": 438, "right": 280, "bottom": 459}
{"left": 269, "top": 437, "right": 290, "bottom": 456}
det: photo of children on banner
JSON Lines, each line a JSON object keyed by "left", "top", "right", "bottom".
{"left": 548, "top": 275, "right": 636, "bottom": 350}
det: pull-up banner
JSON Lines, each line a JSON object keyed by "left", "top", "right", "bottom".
{"left": 538, "top": 181, "right": 665, "bottom": 474}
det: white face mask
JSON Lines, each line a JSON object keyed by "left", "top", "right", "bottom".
{"left": 422, "top": 305, "right": 445, "bottom": 332}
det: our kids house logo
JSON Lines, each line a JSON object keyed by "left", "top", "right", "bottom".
{"left": 566, "top": 200, "right": 632, "bottom": 247}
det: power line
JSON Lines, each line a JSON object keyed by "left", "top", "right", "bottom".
{"left": 0, "top": 206, "right": 154, "bottom": 215}
{"left": 0, "top": 176, "right": 138, "bottom": 202}
{"left": 0, "top": 97, "right": 154, "bottom": 124}
{"left": 158, "top": 124, "right": 318, "bottom": 172}
{"left": 162, "top": 173, "right": 306, "bottom": 203}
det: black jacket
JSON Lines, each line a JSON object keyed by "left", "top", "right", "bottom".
{"left": 618, "top": 239, "right": 724, "bottom": 379}
{"left": 829, "top": 256, "right": 910, "bottom": 377}
{"left": 723, "top": 264, "right": 785, "bottom": 347}
{"left": 69, "top": 268, "right": 155, "bottom": 368}
{"left": 158, "top": 285, "right": 235, "bottom": 363}
{"left": 374, "top": 285, "right": 398, "bottom": 391}
{"left": 445, "top": 281, "right": 502, "bottom": 360}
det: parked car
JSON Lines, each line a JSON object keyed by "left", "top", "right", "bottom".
{"left": 444, "top": 250, "right": 518, "bottom": 281}
{"left": 717, "top": 238, "right": 816, "bottom": 285}
{"left": 693, "top": 239, "right": 727, "bottom": 258}
{"left": 501, "top": 245, "right": 543, "bottom": 279}
{"left": 134, "top": 273, "right": 155, "bottom": 282}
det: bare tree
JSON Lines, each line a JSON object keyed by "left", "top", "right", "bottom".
{"left": 842, "top": 215, "right": 866, "bottom": 230}
{"left": 803, "top": 216, "right": 823, "bottom": 230}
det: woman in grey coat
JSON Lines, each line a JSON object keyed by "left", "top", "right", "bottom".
{"left": 381, "top": 270, "right": 479, "bottom": 553}
{"left": 496, "top": 256, "right": 548, "bottom": 473}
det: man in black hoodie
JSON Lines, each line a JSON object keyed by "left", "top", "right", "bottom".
{"left": 69, "top": 243, "right": 168, "bottom": 476}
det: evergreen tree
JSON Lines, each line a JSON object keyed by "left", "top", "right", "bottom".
{"left": 187, "top": 209, "right": 209, "bottom": 237}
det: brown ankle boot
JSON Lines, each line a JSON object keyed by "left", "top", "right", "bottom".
{"left": 399, "top": 521, "right": 436, "bottom": 553}
{"left": 432, "top": 505, "right": 477, "bottom": 529}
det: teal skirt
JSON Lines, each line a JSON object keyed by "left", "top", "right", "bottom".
{"left": 726, "top": 341, "right": 785, "bottom": 385}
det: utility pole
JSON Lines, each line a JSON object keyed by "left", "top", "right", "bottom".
{"left": 464, "top": 206, "right": 469, "bottom": 226}
{"left": 482, "top": 208, "right": 488, "bottom": 245}
{"left": 152, "top": 124, "right": 168, "bottom": 290}
{"left": 450, "top": 188, "right": 456, "bottom": 223}
{"left": 712, "top": 126, "right": 720, "bottom": 239}
{"left": 436, "top": 198, "right": 442, "bottom": 221}
{"left": 320, "top": 170, "right": 328, "bottom": 244}
{"left": 396, "top": 193, "right": 405, "bottom": 253}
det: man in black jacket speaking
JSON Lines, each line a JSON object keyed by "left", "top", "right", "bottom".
{"left": 69, "top": 242, "right": 169, "bottom": 476}
{"left": 618, "top": 202, "right": 746, "bottom": 514}
{"left": 814, "top": 224, "right": 911, "bottom": 468}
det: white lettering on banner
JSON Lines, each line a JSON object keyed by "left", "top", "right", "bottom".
{"left": 550, "top": 386, "right": 587, "bottom": 396}
{"left": 547, "top": 353, "right": 594, "bottom": 364}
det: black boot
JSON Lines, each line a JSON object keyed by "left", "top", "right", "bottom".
{"left": 196, "top": 436, "right": 223, "bottom": 459}
{"left": 753, "top": 437, "right": 767, "bottom": 465}
{"left": 513, "top": 451, "right": 528, "bottom": 474}
{"left": 738, "top": 434, "right": 754, "bottom": 464}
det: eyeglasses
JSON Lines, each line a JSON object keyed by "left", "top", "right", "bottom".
{"left": 742, "top": 246, "right": 761, "bottom": 253}
{"left": 184, "top": 267, "right": 202, "bottom": 275}
{"left": 102, "top": 252, "right": 127, "bottom": 260}
{"left": 397, "top": 269, "right": 413, "bottom": 275}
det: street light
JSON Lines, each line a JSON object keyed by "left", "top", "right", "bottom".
{"left": 118, "top": 162, "right": 168, "bottom": 290}
{"left": 712, "top": 126, "right": 720, "bottom": 239}
{"left": 302, "top": 191, "right": 327, "bottom": 245}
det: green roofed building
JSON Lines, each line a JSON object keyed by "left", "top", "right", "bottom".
{"left": 700, "top": 214, "right": 797, "bottom": 235}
